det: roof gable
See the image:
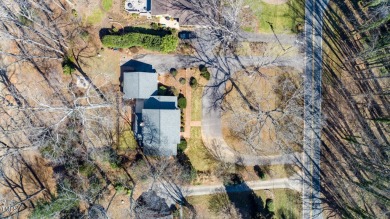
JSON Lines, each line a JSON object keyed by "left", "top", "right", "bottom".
{"left": 123, "top": 72, "right": 157, "bottom": 99}
{"left": 142, "top": 108, "right": 180, "bottom": 156}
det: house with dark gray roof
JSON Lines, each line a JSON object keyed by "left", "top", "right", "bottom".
{"left": 122, "top": 71, "right": 180, "bottom": 156}
{"left": 142, "top": 96, "right": 180, "bottom": 156}
{"left": 123, "top": 72, "right": 157, "bottom": 99}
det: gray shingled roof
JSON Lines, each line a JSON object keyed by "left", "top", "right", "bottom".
{"left": 123, "top": 72, "right": 157, "bottom": 99}
{"left": 142, "top": 108, "right": 180, "bottom": 156}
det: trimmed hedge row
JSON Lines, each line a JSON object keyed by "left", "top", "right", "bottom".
{"left": 101, "top": 32, "right": 178, "bottom": 53}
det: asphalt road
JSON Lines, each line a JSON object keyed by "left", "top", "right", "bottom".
{"left": 302, "top": 0, "right": 329, "bottom": 218}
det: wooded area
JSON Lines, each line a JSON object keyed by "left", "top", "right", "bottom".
{"left": 0, "top": 0, "right": 388, "bottom": 218}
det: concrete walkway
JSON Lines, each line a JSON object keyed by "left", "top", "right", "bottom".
{"left": 183, "top": 178, "right": 301, "bottom": 196}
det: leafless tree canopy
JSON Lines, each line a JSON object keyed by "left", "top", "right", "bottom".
{"left": 168, "top": 0, "right": 244, "bottom": 47}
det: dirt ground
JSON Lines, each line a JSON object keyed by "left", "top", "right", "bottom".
{"left": 222, "top": 67, "right": 302, "bottom": 156}
{"left": 0, "top": 151, "right": 57, "bottom": 218}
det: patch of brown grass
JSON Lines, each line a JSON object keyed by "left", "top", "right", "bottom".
{"left": 222, "top": 67, "right": 302, "bottom": 155}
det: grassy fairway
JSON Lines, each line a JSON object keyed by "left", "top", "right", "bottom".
{"left": 186, "top": 127, "right": 218, "bottom": 171}
{"left": 102, "top": 0, "right": 113, "bottom": 11}
{"left": 244, "top": 0, "right": 304, "bottom": 33}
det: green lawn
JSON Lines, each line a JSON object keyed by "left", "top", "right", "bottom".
{"left": 118, "top": 129, "right": 138, "bottom": 150}
{"left": 185, "top": 189, "right": 301, "bottom": 218}
{"left": 242, "top": 26, "right": 255, "bottom": 32}
{"left": 185, "top": 127, "right": 218, "bottom": 171}
{"left": 244, "top": 0, "right": 304, "bottom": 33}
{"left": 102, "top": 0, "right": 113, "bottom": 11}
{"left": 191, "top": 86, "right": 203, "bottom": 121}
{"left": 86, "top": 8, "right": 105, "bottom": 25}
{"left": 255, "top": 189, "right": 302, "bottom": 218}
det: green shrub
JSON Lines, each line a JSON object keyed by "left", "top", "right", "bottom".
{"left": 101, "top": 31, "right": 178, "bottom": 53}
{"left": 178, "top": 97, "right": 187, "bottom": 109}
{"left": 179, "top": 78, "right": 186, "bottom": 84}
{"left": 161, "top": 35, "right": 179, "bottom": 53}
{"left": 100, "top": 148, "right": 122, "bottom": 169}
{"left": 102, "top": 33, "right": 162, "bottom": 50}
{"left": 266, "top": 199, "right": 274, "bottom": 212}
{"left": 71, "top": 9, "right": 78, "bottom": 17}
{"left": 151, "top": 22, "right": 159, "bottom": 29}
{"left": 170, "top": 68, "right": 178, "bottom": 77}
{"left": 190, "top": 77, "right": 198, "bottom": 88}
{"left": 199, "top": 65, "right": 211, "bottom": 80}
{"left": 80, "top": 30, "right": 90, "bottom": 41}
{"left": 62, "top": 57, "right": 76, "bottom": 75}
{"left": 200, "top": 70, "right": 210, "bottom": 80}
{"left": 114, "top": 183, "right": 131, "bottom": 195}
{"left": 79, "top": 163, "right": 95, "bottom": 177}
{"left": 30, "top": 192, "right": 79, "bottom": 219}
{"left": 111, "top": 27, "right": 119, "bottom": 33}
{"left": 178, "top": 138, "right": 187, "bottom": 152}
{"left": 199, "top": 65, "right": 207, "bottom": 72}
{"left": 158, "top": 85, "right": 168, "bottom": 95}
{"left": 114, "top": 183, "right": 123, "bottom": 191}
{"left": 110, "top": 160, "right": 121, "bottom": 169}
{"left": 63, "top": 64, "right": 73, "bottom": 75}
{"left": 89, "top": 177, "right": 102, "bottom": 192}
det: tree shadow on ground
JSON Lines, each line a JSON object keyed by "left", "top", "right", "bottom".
{"left": 176, "top": 151, "right": 197, "bottom": 184}
{"left": 222, "top": 174, "right": 274, "bottom": 218}
{"left": 99, "top": 26, "right": 172, "bottom": 39}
